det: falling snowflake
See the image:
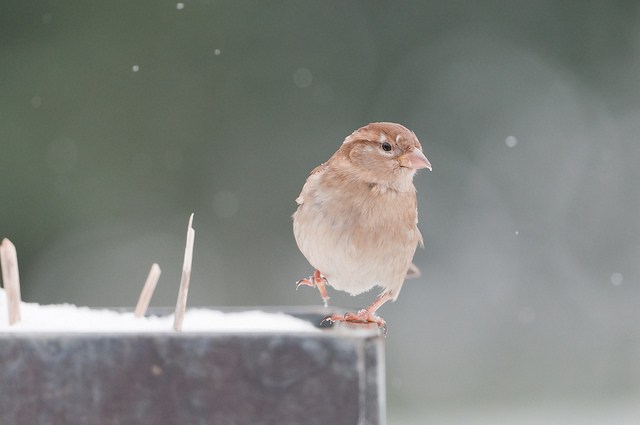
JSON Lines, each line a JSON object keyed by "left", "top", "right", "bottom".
{"left": 505, "top": 135, "right": 518, "bottom": 148}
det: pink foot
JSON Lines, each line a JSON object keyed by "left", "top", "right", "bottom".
{"left": 296, "top": 270, "right": 330, "bottom": 307}
{"left": 323, "top": 309, "right": 387, "bottom": 332}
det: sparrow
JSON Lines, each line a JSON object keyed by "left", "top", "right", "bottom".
{"left": 292, "top": 122, "right": 431, "bottom": 328}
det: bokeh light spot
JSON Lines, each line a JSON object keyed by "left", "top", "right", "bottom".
{"left": 212, "top": 191, "right": 239, "bottom": 218}
{"left": 293, "top": 68, "right": 312, "bottom": 88}
{"left": 30, "top": 96, "right": 42, "bottom": 108}
{"left": 610, "top": 272, "right": 623, "bottom": 286}
{"left": 505, "top": 135, "right": 518, "bottom": 147}
{"left": 518, "top": 306, "right": 536, "bottom": 325}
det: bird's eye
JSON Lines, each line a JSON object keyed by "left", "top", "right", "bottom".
{"left": 381, "top": 141, "right": 392, "bottom": 152}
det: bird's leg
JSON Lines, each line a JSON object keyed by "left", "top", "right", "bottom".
{"left": 324, "top": 292, "right": 393, "bottom": 331}
{"left": 296, "top": 269, "right": 330, "bottom": 307}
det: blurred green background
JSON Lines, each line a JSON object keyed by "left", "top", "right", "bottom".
{"left": 2, "top": 1, "right": 640, "bottom": 423}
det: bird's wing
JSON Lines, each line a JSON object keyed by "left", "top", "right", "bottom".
{"left": 309, "top": 162, "right": 328, "bottom": 177}
{"left": 405, "top": 262, "right": 421, "bottom": 279}
{"left": 296, "top": 162, "right": 329, "bottom": 206}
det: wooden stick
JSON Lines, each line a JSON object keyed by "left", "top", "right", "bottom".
{"left": 1, "top": 238, "right": 22, "bottom": 325}
{"left": 173, "top": 213, "right": 195, "bottom": 331}
{"left": 134, "top": 263, "right": 161, "bottom": 318}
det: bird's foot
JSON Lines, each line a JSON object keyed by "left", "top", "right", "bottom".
{"left": 296, "top": 270, "right": 330, "bottom": 307}
{"left": 295, "top": 277, "right": 315, "bottom": 289}
{"left": 323, "top": 309, "right": 387, "bottom": 333}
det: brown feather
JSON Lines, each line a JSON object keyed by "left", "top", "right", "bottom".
{"left": 293, "top": 122, "right": 429, "bottom": 302}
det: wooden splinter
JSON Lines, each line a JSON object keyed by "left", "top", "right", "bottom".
{"left": 173, "top": 213, "right": 195, "bottom": 331}
{"left": 1, "top": 238, "right": 22, "bottom": 325}
{"left": 134, "top": 263, "right": 162, "bottom": 318}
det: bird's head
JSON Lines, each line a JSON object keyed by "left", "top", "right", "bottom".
{"left": 337, "top": 122, "right": 431, "bottom": 189}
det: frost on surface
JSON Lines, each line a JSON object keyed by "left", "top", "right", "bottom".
{"left": 0, "top": 289, "right": 318, "bottom": 333}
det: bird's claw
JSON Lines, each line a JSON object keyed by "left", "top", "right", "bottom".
{"left": 322, "top": 310, "right": 387, "bottom": 334}
{"left": 295, "top": 271, "right": 330, "bottom": 307}
{"left": 295, "top": 278, "right": 314, "bottom": 290}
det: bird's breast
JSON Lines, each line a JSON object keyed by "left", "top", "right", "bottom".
{"left": 293, "top": 178, "right": 421, "bottom": 294}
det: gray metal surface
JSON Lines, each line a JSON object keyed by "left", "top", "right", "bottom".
{"left": 0, "top": 309, "right": 384, "bottom": 425}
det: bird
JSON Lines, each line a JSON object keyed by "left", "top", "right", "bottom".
{"left": 292, "top": 122, "right": 431, "bottom": 329}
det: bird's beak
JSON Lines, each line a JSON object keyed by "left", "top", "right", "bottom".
{"left": 399, "top": 149, "right": 432, "bottom": 170}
